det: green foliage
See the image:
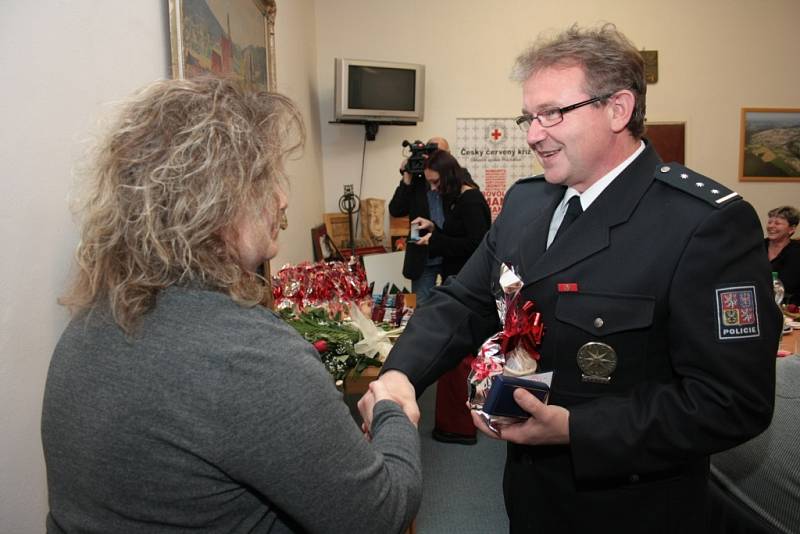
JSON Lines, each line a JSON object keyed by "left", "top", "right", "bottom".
{"left": 279, "top": 307, "right": 383, "bottom": 384}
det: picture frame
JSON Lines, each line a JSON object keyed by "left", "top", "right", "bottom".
{"left": 739, "top": 107, "right": 800, "bottom": 182}
{"left": 168, "top": 0, "right": 277, "bottom": 92}
{"left": 311, "top": 224, "right": 341, "bottom": 262}
{"left": 324, "top": 213, "right": 355, "bottom": 251}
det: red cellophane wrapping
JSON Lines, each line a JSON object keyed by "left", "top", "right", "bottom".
{"left": 272, "top": 259, "right": 372, "bottom": 318}
{"left": 468, "top": 264, "right": 546, "bottom": 426}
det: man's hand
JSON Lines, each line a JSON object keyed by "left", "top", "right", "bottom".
{"left": 358, "top": 370, "right": 419, "bottom": 431}
{"left": 471, "top": 388, "right": 570, "bottom": 445}
{"left": 400, "top": 158, "right": 412, "bottom": 185}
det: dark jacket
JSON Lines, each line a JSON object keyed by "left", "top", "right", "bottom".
{"left": 383, "top": 143, "right": 781, "bottom": 533}
{"left": 388, "top": 175, "right": 431, "bottom": 280}
{"left": 429, "top": 188, "right": 491, "bottom": 279}
{"left": 766, "top": 238, "right": 800, "bottom": 305}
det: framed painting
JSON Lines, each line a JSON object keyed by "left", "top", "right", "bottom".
{"left": 168, "top": 0, "right": 277, "bottom": 92}
{"left": 739, "top": 108, "right": 800, "bottom": 182}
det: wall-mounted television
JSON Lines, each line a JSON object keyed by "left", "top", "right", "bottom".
{"left": 334, "top": 58, "right": 425, "bottom": 123}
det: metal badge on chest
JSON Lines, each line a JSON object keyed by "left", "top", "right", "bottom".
{"left": 576, "top": 341, "right": 618, "bottom": 383}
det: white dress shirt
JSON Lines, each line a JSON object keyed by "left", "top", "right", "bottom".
{"left": 546, "top": 141, "right": 645, "bottom": 248}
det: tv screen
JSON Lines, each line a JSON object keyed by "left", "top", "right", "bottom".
{"left": 334, "top": 58, "right": 425, "bottom": 123}
{"left": 347, "top": 66, "right": 416, "bottom": 112}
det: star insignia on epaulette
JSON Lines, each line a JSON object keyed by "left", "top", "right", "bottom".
{"left": 654, "top": 164, "right": 740, "bottom": 207}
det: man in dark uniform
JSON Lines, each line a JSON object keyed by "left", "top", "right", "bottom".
{"left": 359, "top": 23, "right": 781, "bottom": 533}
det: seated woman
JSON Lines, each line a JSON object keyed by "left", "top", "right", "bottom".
{"left": 410, "top": 149, "right": 491, "bottom": 445}
{"left": 765, "top": 205, "right": 800, "bottom": 305}
{"left": 41, "top": 77, "right": 421, "bottom": 534}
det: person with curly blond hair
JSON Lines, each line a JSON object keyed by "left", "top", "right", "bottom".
{"left": 41, "top": 77, "right": 421, "bottom": 534}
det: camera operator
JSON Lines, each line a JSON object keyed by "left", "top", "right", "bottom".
{"left": 389, "top": 137, "right": 485, "bottom": 447}
{"left": 389, "top": 136, "right": 451, "bottom": 303}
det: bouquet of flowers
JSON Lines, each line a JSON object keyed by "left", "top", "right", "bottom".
{"left": 280, "top": 307, "right": 383, "bottom": 388}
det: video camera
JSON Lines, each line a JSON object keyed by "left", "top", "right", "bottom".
{"left": 402, "top": 139, "right": 439, "bottom": 178}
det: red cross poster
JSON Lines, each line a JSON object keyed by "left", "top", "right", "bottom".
{"left": 455, "top": 118, "right": 542, "bottom": 220}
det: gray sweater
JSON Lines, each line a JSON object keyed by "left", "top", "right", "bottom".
{"left": 711, "top": 355, "right": 800, "bottom": 534}
{"left": 42, "top": 286, "right": 421, "bottom": 533}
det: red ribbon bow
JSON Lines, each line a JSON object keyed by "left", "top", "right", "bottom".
{"left": 499, "top": 298, "right": 543, "bottom": 360}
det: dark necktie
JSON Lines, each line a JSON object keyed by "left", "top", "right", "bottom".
{"left": 553, "top": 195, "right": 583, "bottom": 242}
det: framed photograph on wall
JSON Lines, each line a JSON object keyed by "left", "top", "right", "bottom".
{"left": 168, "top": 0, "right": 277, "bottom": 92}
{"left": 739, "top": 108, "right": 800, "bottom": 182}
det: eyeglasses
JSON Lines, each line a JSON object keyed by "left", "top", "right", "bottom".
{"left": 515, "top": 93, "right": 615, "bottom": 131}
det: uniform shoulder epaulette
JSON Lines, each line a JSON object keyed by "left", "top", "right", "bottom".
{"left": 515, "top": 174, "right": 545, "bottom": 184}
{"left": 653, "top": 163, "right": 740, "bottom": 208}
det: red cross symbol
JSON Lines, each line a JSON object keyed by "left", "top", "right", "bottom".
{"left": 491, "top": 128, "right": 502, "bottom": 140}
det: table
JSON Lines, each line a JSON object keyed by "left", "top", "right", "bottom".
{"left": 779, "top": 328, "right": 799, "bottom": 355}
{"left": 343, "top": 366, "right": 381, "bottom": 396}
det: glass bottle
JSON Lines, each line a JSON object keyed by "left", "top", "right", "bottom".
{"left": 772, "top": 271, "right": 785, "bottom": 307}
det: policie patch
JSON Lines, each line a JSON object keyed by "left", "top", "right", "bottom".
{"left": 715, "top": 285, "right": 760, "bottom": 340}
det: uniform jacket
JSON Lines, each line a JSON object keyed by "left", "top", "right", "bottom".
{"left": 383, "top": 143, "right": 781, "bottom": 533}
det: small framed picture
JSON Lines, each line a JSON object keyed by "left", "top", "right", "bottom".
{"left": 739, "top": 108, "right": 800, "bottom": 182}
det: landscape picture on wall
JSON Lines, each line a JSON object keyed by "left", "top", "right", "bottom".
{"left": 739, "top": 108, "right": 800, "bottom": 182}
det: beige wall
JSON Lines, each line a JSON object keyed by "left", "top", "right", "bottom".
{"left": 0, "top": 4, "right": 170, "bottom": 531}
{"left": 314, "top": 0, "right": 799, "bottom": 228}
{"left": 271, "top": 0, "right": 325, "bottom": 267}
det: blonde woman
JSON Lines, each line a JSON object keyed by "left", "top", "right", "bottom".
{"left": 42, "top": 77, "right": 421, "bottom": 534}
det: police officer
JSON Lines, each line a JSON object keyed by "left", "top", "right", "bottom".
{"left": 360, "top": 23, "right": 781, "bottom": 533}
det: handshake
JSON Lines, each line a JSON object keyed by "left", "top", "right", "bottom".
{"left": 357, "top": 371, "right": 420, "bottom": 433}
{"left": 356, "top": 368, "right": 571, "bottom": 447}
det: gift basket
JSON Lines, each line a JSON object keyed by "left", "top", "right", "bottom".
{"left": 468, "top": 264, "right": 553, "bottom": 430}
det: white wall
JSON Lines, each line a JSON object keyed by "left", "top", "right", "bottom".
{"left": 0, "top": 3, "right": 169, "bottom": 530}
{"left": 271, "top": 0, "right": 325, "bottom": 268}
{"left": 314, "top": 0, "right": 800, "bottom": 227}
{"left": 0, "top": 1, "right": 321, "bottom": 531}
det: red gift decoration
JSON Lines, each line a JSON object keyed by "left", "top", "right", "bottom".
{"left": 468, "top": 264, "right": 547, "bottom": 417}
{"left": 272, "top": 259, "right": 371, "bottom": 317}
{"left": 499, "top": 298, "right": 544, "bottom": 362}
